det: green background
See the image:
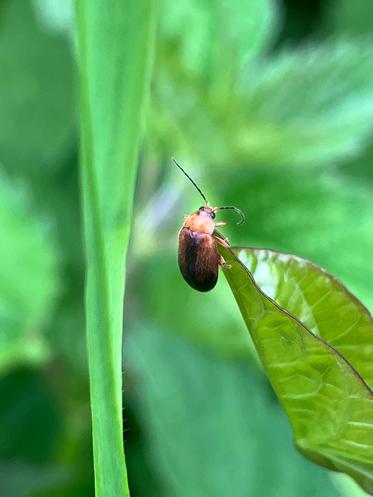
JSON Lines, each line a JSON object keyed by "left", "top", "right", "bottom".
{"left": 1, "top": 0, "right": 373, "bottom": 495}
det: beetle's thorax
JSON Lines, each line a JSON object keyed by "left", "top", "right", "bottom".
{"left": 183, "top": 208, "right": 215, "bottom": 234}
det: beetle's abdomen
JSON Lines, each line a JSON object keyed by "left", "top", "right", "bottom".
{"left": 178, "top": 227, "right": 218, "bottom": 292}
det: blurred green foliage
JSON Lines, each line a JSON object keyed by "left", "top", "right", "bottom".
{"left": 1, "top": 0, "right": 373, "bottom": 496}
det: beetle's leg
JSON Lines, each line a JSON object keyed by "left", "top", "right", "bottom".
{"left": 214, "top": 221, "right": 227, "bottom": 227}
{"left": 214, "top": 233, "right": 231, "bottom": 268}
{"left": 218, "top": 254, "right": 231, "bottom": 269}
{"left": 214, "top": 234, "right": 230, "bottom": 248}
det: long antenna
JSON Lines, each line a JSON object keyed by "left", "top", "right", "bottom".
{"left": 172, "top": 157, "right": 209, "bottom": 205}
{"left": 216, "top": 206, "right": 245, "bottom": 225}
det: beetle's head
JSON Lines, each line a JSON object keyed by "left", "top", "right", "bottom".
{"left": 198, "top": 205, "right": 245, "bottom": 225}
{"left": 198, "top": 205, "right": 216, "bottom": 219}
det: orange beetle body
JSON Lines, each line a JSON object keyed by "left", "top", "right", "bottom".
{"left": 178, "top": 207, "right": 226, "bottom": 292}
{"left": 172, "top": 158, "right": 244, "bottom": 293}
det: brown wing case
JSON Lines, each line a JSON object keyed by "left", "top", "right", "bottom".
{"left": 178, "top": 227, "right": 218, "bottom": 292}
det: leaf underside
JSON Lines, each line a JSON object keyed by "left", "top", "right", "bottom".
{"left": 218, "top": 245, "right": 373, "bottom": 494}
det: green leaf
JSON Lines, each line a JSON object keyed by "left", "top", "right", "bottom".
{"left": 332, "top": 472, "right": 373, "bottom": 497}
{"left": 75, "top": 1, "right": 155, "bottom": 496}
{"left": 127, "top": 326, "right": 342, "bottom": 497}
{"left": 325, "top": 0, "right": 373, "bottom": 37}
{"left": 159, "top": 0, "right": 277, "bottom": 81}
{"left": 32, "top": 0, "right": 73, "bottom": 34}
{"left": 152, "top": 37, "right": 373, "bottom": 168}
{"left": 0, "top": 174, "right": 58, "bottom": 371}
{"left": 149, "top": 0, "right": 278, "bottom": 163}
{"left": 0, "top": 368, "right": 61, "bottom": 462}
{"left": 0, "top": 0, "right": 74, "bottom": 174}
{"left": 219, "top": 245, "right": 373, "bottom": 493}
{"left": 234, "top": 248, "right": 373, "bottom": 390}
{"left": 0, "top": 462, "right": 71, "bottom": 497}
{"left": 235, "top": 40, "right": 373, "bottom": 166}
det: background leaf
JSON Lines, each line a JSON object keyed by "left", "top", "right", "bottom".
{"left": 325, "top": 0, "right": 373, "bottom": 37}
{"left": 0, "top": 368, "right": 72, "bottom": 497}
{"left": 234, "top": 40, "right": 373, "bottom": 167}
{"left": 151, "top": 37, "right": 373, "bottom": 168}
{"left": 0, "top": 174, "right": 58, "bottom": 371}
{"left": 0, "top": 0, "right": 75, "bottom": 176}
{"left": 32, "top": 0, "right": 73, "bottom": 34}
{"left": 127, "top": 325, "right": 342, "bottom": 497}
{"left": 159, "top": 0, "right": 277, "bottom": 81}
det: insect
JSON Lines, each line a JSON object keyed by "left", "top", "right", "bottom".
{"left": 173, "top": 158, "right": 245, "bottom": 292}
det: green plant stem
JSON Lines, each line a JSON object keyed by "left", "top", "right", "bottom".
{"left": 75, "top": 1, "right": 155, "bottom": 496}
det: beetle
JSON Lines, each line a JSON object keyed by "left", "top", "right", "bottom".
{"left": 173, "top": 158, "right": 244, "bottom": 292}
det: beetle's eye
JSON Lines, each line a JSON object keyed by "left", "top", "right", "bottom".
{"left": 211, "top": 211, "right": 215, "bottom": 219}
{"left": 198, "top": 206, "right": 204, "bottom": 212}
